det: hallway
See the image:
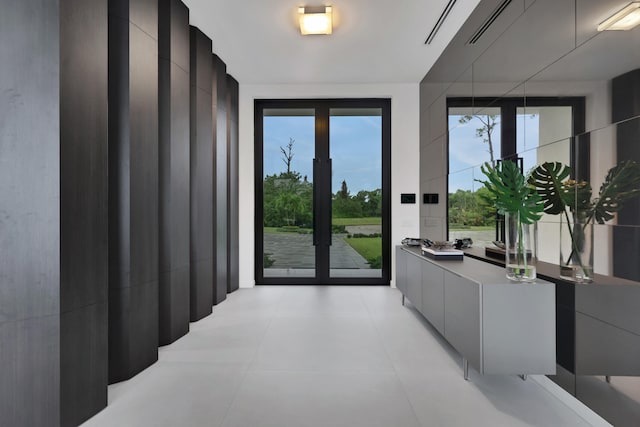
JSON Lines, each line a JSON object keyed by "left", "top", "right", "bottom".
{"left": 83, "top": 286, "right": 594, "bottom": 426}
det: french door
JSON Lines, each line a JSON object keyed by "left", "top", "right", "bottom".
{"left": 255, "top": 99, "right": 391, "bottom": 285}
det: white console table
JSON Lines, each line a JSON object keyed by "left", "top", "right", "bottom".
{"left": 396, "top": 246, "right": 556, "bottom": 380}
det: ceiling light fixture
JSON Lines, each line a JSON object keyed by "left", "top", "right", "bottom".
{"left": 299, "top": 6, "right": 332, "bottom": 35}
{"left": 597, "top": 2, "right": 640, "bottom": 31}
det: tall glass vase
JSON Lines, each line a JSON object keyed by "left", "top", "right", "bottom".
{"left": 505, "top": 212, "right": 537, "bottom": 282}
{"left": 560, "top": 210, "right": 594, "bottom": 283}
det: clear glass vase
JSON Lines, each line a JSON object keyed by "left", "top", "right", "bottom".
{"left": 505, "top": 212, "right": 537, "bottom": 282}
{"left": 560, "top": 210, "right": 594, "bottom": 283}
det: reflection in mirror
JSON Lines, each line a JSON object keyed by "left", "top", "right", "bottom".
{"left": 472, "top": 0, "right": 576, "bottom": 98}
{"left": 517, "top": 106, "right": 573, "bottom": 157}
{"left": 525, "top": 138, "right": 571, "bottom": 264}
{"left": 448, "top": 106, "right": 501, "bottom": 169}
{"left": 447, "top": 166, "right": 495, "bottom": 249}
{"left": 423, "top": 1, "right": 640, "bottom": 424}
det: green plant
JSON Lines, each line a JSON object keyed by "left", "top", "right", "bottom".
{"left": 263, "top": 253, "right": 275, "bottom": 268}
{"left": 477, "top": 161, "right": 543, "bottom": 278}
{"left": 331, "top": 224, "right": 347, "bottom": 234}
{"left": 529, "top": 160, "right": 640, "bottom": 274}
{"left": 367, "top": 255, "right": 382, "bottom": 269}
{"left": 478, "top": 161, "right": 543, "bottom": 223}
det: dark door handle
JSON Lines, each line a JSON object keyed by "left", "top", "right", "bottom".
{"left": 313, "top": 158, "right": 319, "bottom": 246}
{"left": 328, "top": 158, "right": 332, "bottom": 246}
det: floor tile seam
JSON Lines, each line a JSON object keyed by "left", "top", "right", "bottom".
{"left": 242, "top": 367, "right": 400, "bottom": 375}
{"left": 210, "top": 364, "right": 252, "bottom": 427}
{"left": 360, "top": 290, "right": 426, "bottom": 427}
{"left": 154, "top": 359, "right": 253, "bottom": 369}
{"left": 218, "top": 305, "right": 279, "bottom": 427}
{"left": 270, "top": 313, "right": 374, "bottom": 321}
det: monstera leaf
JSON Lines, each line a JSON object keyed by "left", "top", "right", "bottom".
{"left": 528, "top": 162, "right": 573, "bottom": 215}
{"left": 591, "top": 160, "right": 640, "bottom": 224}
{"left": 529, "top": 162, "right": 592, "bottom": 215}
{"left": 478, "top": 161, "right": 543, "bottom": 224}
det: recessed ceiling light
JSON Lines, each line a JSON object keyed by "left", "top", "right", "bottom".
{"left": 299, "top": 6, "right": 332, "bottom": 35}
{"left": 597, "top": 2, "right": 640, "bottom": 31}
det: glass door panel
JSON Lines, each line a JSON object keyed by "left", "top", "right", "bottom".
{"left": 329, "top": 108, "right": 383, "bottom": 278}
{"left": 262, "top": 108, "right": 316, "bottom": 278}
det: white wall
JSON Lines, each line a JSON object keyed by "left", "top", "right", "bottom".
{"left": 238, "top": 83, "right": 420, "bottom": 288}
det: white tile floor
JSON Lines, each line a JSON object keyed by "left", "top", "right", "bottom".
{"left": 83, "top": 286, "right": 595, "bottom": 427}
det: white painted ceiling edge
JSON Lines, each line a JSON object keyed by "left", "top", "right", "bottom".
{"left": 183, "top": 0, "right": 482, "bottom": 84}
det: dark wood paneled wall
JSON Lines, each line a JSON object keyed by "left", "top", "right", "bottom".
{"left": 613, "top": 69, "right": 640, "bottom": 282}
{"left": 158, "top": 0, "right": 191, "bottom": 345}
{"left": 2, "top": 0, "right": 237, "bottom": 422}
{"left": 227, "top": 75, "right": 240, "bottom": 293}
{"left": 108, "top": 0, "right": 160, "bottom": 383}
{"left": 59, "top": 0, "right": 109, "bottom": 424}
{"left": 212, "top": 54, "right": 228, "bottom": 304}
{"left": 189, "top": 26, "right": 214, "bottom": 320}
{"left": 1, "top": 1, "right": 109, "bottom": 425}
{"left": 0, "top": 2, "right": 62, "bottom": 425}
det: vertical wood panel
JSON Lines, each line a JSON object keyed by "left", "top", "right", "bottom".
{"left": 108, "top": 0, "right": 159, "bottom": 383}
{"left": 212, "top": 54, "right": 227, "bottom": 303}
{"left": 159, "top": 0, "right": 190, "bottom": 345}
{"left": 59, "top": 0, "right": 109, "bottom": 424}
{"left": 189, "top": 26, "right": 214, "bottom": 320}
{"left": 226, "top": 75, "right": 240, "bottom": 293}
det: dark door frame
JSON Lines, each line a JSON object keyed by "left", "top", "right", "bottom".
{"left": 254, "top": 98, "right": 391, "bottom": 285}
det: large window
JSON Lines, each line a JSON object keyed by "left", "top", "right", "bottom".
{"left": 447, "top": 97, "right": 585, "bottom": 257}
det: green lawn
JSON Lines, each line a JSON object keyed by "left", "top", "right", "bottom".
{"left": 264, "top": 226, "right": 312, "bottom": 234}
{"left": 344, "top": 237, "right": 382, "bottom": 261}
{"left": 449, "top": 225, "right": 494, "bottom": 231}
{"left": 332, "top": 217, "right": 382, "bottom": 226}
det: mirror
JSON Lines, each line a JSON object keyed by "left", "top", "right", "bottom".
{"left": 421, "top": 1, "right": 640, "bottom": 424}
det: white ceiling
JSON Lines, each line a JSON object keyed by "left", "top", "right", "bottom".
{"left": 183, "top": 0, "right": 481, "bottom": 84}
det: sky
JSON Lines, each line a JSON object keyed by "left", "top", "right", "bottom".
{"left": 262, "top": 111, "right": 540, "bottom": 195}
{"left": 448, "top": 113, "right": 541, "bottom": 192}
{"left": 263, "top": 115, "right": 382, "bottom": 194}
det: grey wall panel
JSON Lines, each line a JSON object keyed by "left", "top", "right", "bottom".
{"left": 60, "top": 302, "right": 108, "bottom": 427}
{"left": 0, "top": 0, "right": 60, "bottom": 325}
{"left": 2, "top": 0, "right": 109, "bottom": 424}
{"left": 159, "top": 266, "right": 191, "bottom": 340}
{"left": 191, "top": 27, "right": 212, "bottom": 94}
{"left": 108, "top": 0, "right": 159, "bottom": 383}
{"left": 130, "top": 0, "right": 158, "bottom": 39}
{"left": 226, "top": 74, "right": 239, "bottom": 293}
{"left": 59, "top": 0, "right": 109, "bottom": 424}
{"left": 613, "top": 70, "right": 640, "bottom": 281}
{"left": 575, "top": 313, "right": 640, "bottom": 376}
{"left": 189, "top": 26, "right": 214, "bottom": 321}
{"left": 0, "top": 317, "right": 61, "bottom": 427}
{"left": 158, "top": 0, "right": 190, "bottom": 345}
{"left": 0, "top": 0, "right": 61, "bottom": 425}
{"left": 576, "top": 285, "right": 640, "bottom": 337}
{"left": 212, "top": 54, "right": 228, "bottom": 304}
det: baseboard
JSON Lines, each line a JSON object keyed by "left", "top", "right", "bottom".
{"left": 530, "top": 375, "right": 612, "bottom": 427}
